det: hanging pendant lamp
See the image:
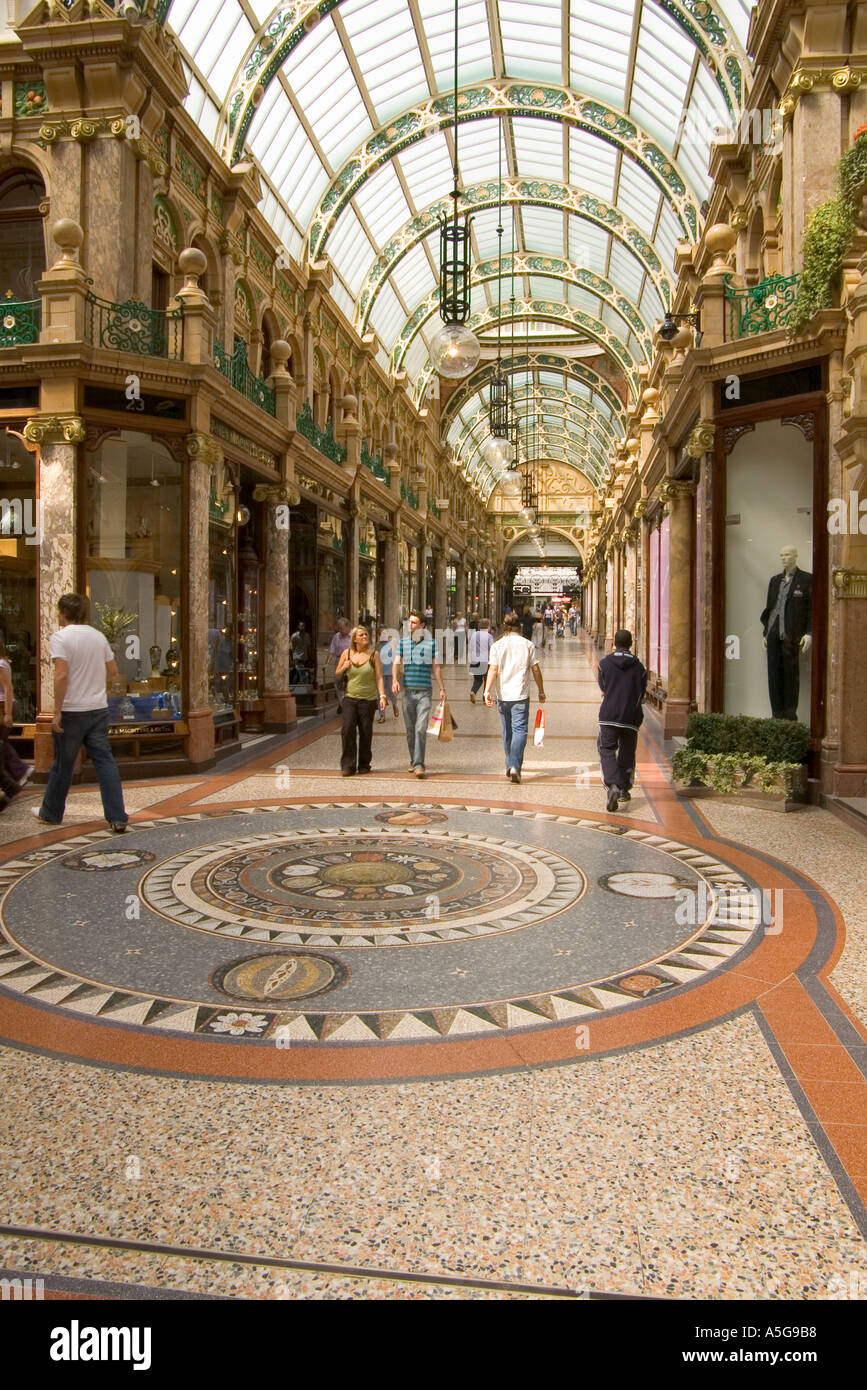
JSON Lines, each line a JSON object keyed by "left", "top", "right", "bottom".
{"left": 430, "top": 0, "right": 480, "bottom": 380}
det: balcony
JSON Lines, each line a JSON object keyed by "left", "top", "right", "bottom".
{"left": 295, "top": 400, "right": 346, "bottom": 463}
{"left": 214, "top": 339, "right": 276, "bottom": 416}
{"left": 86, "top": 294, "right": 183, "bottom": 358}
{"left": 400, "top": 478, "right": 419, "bottom": 509}
{"left": 360, "top": 439, "right": 389, "bottom": 483}
{"left": 724, "top": 273, "right": 800, "bottom": 339}
{"left": 0, "top": 295, "right": 41, "bottom": 348}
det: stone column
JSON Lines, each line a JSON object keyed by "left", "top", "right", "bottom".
{"left": 662, "top": 479, "right": 696, "bottom": 736}
{"left": 382, "top": 530, "right": 400, "bottom": 627}
{"left": 604, "top": 551, "right": 616, "bottom": 651}
{"left": 434, "top": 548, "right": 447, "bottom": 626}
{"left": 185, "top": 434, "right": 220, "bottom": 767}
{"left": 455, "top": 559, "right": 467, "bottom": 616}
{"left": 28, "top": 422, "right": 81, "bottom": 772}
{"left": 254, "top": 483, "right": 299, "bottom": 731}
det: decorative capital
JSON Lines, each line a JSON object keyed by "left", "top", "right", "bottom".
{"left": 729, "top": 206, "right": 749, "bottom": 233}
{"left": 661, "top": 477, "right": 697, "bottom": 501}
{"left": 833, "top": 568, "right": 867, "bottom": 599}
{"left": 23, "top": 414, "right": 84, "bottom": 445}
{"left": 252, "top": 482, "right": 300, "bottom": 506}
{"left": 186, "top": 431, "right": 224, "bottom": 467}
{"left": 684, "top": 421, "right": 715, "bottom": 458}
{"left": 634, "top": 498, "right": 648, "bottom": 517}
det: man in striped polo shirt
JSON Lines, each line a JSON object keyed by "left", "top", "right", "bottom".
{"left": 392, "top": 610, "right": 445, "bottom": 778}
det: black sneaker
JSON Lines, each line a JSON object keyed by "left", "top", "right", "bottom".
{"left": 509, "top": 769, "right": 521, "bottom": 784}
{"left": 109, "top": 822, "right": 128, "bottom": 834}
{"left": 619, "top": 790, "right": 631, "bottom": 803}
{"left": 606, "top": 786, "right": 619, "bottom": 813}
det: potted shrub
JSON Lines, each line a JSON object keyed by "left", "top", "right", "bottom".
{"left": 671, "top": 714, "right": 809, "bottom": 810}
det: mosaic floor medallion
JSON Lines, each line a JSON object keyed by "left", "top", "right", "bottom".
{"left": 212, "top": 951, "right": 348, "bottom": 1004}
{"left": 139, "top": 827, "right": 587, "bottom": 947}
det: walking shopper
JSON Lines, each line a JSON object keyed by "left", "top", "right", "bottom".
{"left": 289, "top": 620, "right": 312, "bottom": 684}
{"left": 335, "top": 626, "right": 387, "bottom": 775}
{"left": 520, "top": 605, "right": 534, "bottom": 640}
{"left": 468, "top": 619, "right": 493, "bottom": 702}
{"left": 32, "top": 593, "right": 128, "bottom": 831}
{"left": 0, "top": 638, "right": 25, "bottom": 811}
{"left": 483, "top": 613, "right": 546, "bottom": 783}
{"left": 376, "top": 625, "right": 400, "bottom": 721}
{"left": 323, "top": 617, "right": 351, "bottom": 707}
{"left": 392, "top": 610, "right": 445, "bottom": 778}
{"left": 531, "top": 609, "right": 547, "bottom": 663}
{"left": 597, "top": 628, "right": 647, "bottom": 812}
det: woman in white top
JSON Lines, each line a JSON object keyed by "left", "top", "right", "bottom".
{"left": 531, "top": 610, "right": 546, "bottom": 663}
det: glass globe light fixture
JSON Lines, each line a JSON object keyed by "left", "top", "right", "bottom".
{"left": 529, "top": 523, "right": 541, "bottom": 537}
{"left": 429, "top": 321, "right": 481, "bottom": 379}
{"left": 520, "top": 504, "right": 535, "bottom": 523}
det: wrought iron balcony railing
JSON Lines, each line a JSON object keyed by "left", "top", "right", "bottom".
{"left": 360, "top": 439, "right": 389, "bottom": 483}
{"left": 400, "top": 479, "right": 419, "bottom": 509}
{"left": 86, "top": 293, "right": 183, "bottom": 358}
{"left": 724, "top": 273, "right": 800, "bottom": 339}
{"left": 213, "top": 339, "right": 276, "bottom": 415}
{"left": 295, "top": 400, "right": 347, "bottom": 463}
{"left": 0, "top": 294, "right": 41, "bottom": 348}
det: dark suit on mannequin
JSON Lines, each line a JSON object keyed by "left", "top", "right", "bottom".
{"left": 760, "top": 565, "right": 812, "bottom": 720}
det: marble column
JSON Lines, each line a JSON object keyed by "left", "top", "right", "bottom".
{"left": 434, "top": 549, "right": 447, "bottom": 626}
{"left": 256, "top": 485, "right": 297, "bottom": 731}
{"left": 185, "top": 441, "right": 217, "bottom": 767}
{"left": 382, "top": 532, "right": 400, "bottom": 627}
{"left": 33, "top": 436, "right": 78, "bottom": 773}
{"left": 662, "top": 480, "right": 696, "bottom": 736}
{"left": 604, "top": 553, "right": 616, "bottom": 651}
{"left": 455, "top": 560, "right": 466, "bottom": 616}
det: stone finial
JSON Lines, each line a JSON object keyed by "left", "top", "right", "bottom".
{"left": 642, "top": 385, "right": 660, "bottom": 415}
{"left": 51, "top": 219, "right": 84, "bottom": 267}
{"left": 705, "top": 222, "right": 737, "bottom": 275}
{"left": 625, "top": 437, "right": 640, "bottom": 461}
{"left": 178, "top": 247, "right": 208, "bottom": 291}
{"left": 269, "top": 339, "right": 293, "bottom": 376}
{"left": 341, "top": 394, "right": 358, "bottom": 424}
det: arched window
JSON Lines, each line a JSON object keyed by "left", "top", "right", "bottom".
{"left": 0, "top": 168, "right": 46, "bottom": 299}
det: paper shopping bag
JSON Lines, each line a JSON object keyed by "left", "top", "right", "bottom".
{"left": 534, "top": 708, "right": 546, "bottom": 747}
{"left": 438, "top": 698, "right": 454, "bottom": 742}
{"left": 427, "top": 698, "right": 445, "bottom": 737}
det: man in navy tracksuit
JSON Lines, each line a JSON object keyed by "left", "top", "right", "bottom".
{"left": 597, "top": 629, "right": 647, "bottom": 812}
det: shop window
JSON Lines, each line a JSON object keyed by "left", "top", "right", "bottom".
{"left": 208, "top": 523, "right": 236, "bottom": 716}
{"left": 0, "top": 168, "right": 46, "bottom": 300}
{"left": 0, "top": 431, "right": 38, "bottom": 721}
{"left": 316, "top": 512, "right": 347, "bottom": 645}
{"left": 151, "top": 264, "right": 170, "bottom": 312}
{"left": 85, "top": 432, "right": 183, "bottom": 714}
{"left": 648, "top": 518, "right": 670, "bottom": 680}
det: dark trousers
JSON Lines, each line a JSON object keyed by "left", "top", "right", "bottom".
{"left": 766, "top": 631, "right": 801, "bottom": 720}
{"left": 4, "top": 735, "right": 28, "bottom": 782}
{"left": 341, "top": 696, "right": 377, "bottom": 773}
{"left": 598, "top": 724, "right": 639, "bottom": 792}
{"left": 40, "top": 709, "right": 127, "bottom": 825}
{"left": 469, "top": 672, "right": 485, "bottom": 694}
{"left": 0, "top": 725, "right": 20, "bottom": 797}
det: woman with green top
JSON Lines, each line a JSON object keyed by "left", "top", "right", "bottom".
{"left": 335, "top": 626, "right": 387, "bottom": 775}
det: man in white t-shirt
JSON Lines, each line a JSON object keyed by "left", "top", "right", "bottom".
{"left": 33, "top": 593, "right": 128, "bottom": 830}
{"left": 483, "top": 614, "right": 546, "bottom": 783}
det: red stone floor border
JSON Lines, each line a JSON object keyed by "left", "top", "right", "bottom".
{"left": 2, "top": 692, "right": 866, "bottom": 1219}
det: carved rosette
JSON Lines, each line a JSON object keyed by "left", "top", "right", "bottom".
{"left": 23, "top": 415, "right": 85, "bottom": 445}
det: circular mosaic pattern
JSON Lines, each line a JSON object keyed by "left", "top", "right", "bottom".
{"left": 599, "top": 871, "right": 696, "bottom": 898}
{"left": 61, "top": 847, "right": 157, "bottom": 872}
{"left": 373, "top": 807, "right": 450, "bottom": 826}
{"left": 140, "top": 827, "right": 586, "bottom": 947}
{"left": 213, "top": 952, "right": 348, "bottom": 1005}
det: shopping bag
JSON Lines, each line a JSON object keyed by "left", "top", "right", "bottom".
{"left": 428, "top": 698, "right": 445, "bottom": 738}
{"left": 533, "top": 708, "right": 546, "bottom": 747}
{"left": 438, "top": 698, "right": 454, "bottom": 742}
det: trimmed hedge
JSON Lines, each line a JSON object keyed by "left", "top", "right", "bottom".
{"left": 672, "top": 749, "right": 802, "bottom": 795}
{"left": 685, "top": 712, "right": 809, "bottom": 763}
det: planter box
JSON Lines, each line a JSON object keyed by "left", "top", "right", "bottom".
{"left": 674, "top": 765, "right": 808, "bottom": 812}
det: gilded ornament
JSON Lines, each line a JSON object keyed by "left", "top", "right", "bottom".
{"left": 23, "top": 415, "right": 85, "bottom": 444}
{"left": 684, "top": 422, "right": 715, "bottom": 458}
{"left": 186, "top": 432, "right": 224, "bottom": 467}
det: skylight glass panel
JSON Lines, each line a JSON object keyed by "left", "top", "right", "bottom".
{"left": 249, "top": 86, "right": 331, "bottom": 225}
{"left": 370, "top": 279, "right": 408, "bottom": 348}
{"left": 654, "top": 201, "right": 683, "bottom": 272}
{"left": 520, "top": 206, "right": 566, "bottom": 253}
{"left": 513, "top": 120, "right": 564, "bottom": 181}
{"left": 395, "top": 135, "right": 454, "bottom": 208}
{"left": 184, "top": 72, "right": 206, "bottom": 126}
{"left": 166, "top": 0, "right": 196, "bottom": 31}
{"left": 616, "top": 161, "right": 662, "bottom": 239}
{"left": 607, "top": 241, "right": 645, "bottom": 303}
{"left": 471, "top": 208, "right": 508, "bottom": 260}
{"left": 353, "top": 165, "right": 411, "bottom": 247}
{"left": 676, "top": 138, "right": 711, "bottom": 201}
{"left": 499, "top": 0, "right": 563, "bottom": 83}
{"left": 390, "top": 245, "right": 437, "bottom": 307}
{"left": 206, "top": 13, "right": 255, "bottom": 95}
{"left": 341, "top": 0, "right": 428, "bottom": 125}
{"left": 567, "top": 283, "right": 602, "bottom": 315}
{"left": 723, "top": 0, "right": 753, "bottom": 48}
{"left": 567, "top": 221, "right": 609, "bottom": 274}
{"left": 376, "top": 343, "right": 391, "bottom": 373}
{"left": 404, "top": 336, "right": 430, "bottom": 382}
{"left": 456, "top": 119, "right": 502, "bottom": 189}
{"left": 174, "top": 0, "right": 223, "bottom": 55}
{"left": 327, "top": 206, "right": 375, "bottom": 296}
{"left": 640, "top": 279, "right": 668, "bottom": 326}
{"left": 418, "top": 0, "right": 492, "bottom": 88}
{"left": 568, "top": 130, "right": 617, "bottom": 201}
{"left": 569, "top": 0, "right": 632, "bottom": 106}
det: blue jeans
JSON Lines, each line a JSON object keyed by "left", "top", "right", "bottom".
{"left": 498, "top": 698, "right": 529, "bottom": 773}
{"left": 40, "top": 709, "right": 128, "bottom": 825}
{"left": 402, "top": 687, "right": 431, "bottom": 769}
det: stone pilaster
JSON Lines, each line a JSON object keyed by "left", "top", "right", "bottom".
{"left": 185, "top": 435, "right": 219, "bottom": 767}
{"left": 434, "top": 548, "right": 447, "bottom": 625}
{"left": 33, "top": 435, "right": 79, "bottom": 772}
{"left": 382, "top": 531, "right": 400, "bottom": 628}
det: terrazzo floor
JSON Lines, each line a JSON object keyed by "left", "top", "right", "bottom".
{"left": 1, "top": 636, "right": 865, "bottom": 1303}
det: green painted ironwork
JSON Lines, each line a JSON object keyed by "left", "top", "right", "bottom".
{"left": 724, "top": 273, "right": 800, "bottom": 339}
{"left": 214, "top": 338, "right": 276, "bottom": 415}
{"left": 400, "top": 479, "right": 419, "bottom": 509}
{"left": 86, "top": 294, "right": 183, "bottom": 358}
{"left": 360, "top": 439, "right": 389, "bottom": 483}
{"left": 0, "top": 295, "right": 41, "bottom": 347}
{"left": 428, "top": 499, "right": 441, "bottom": 519}
{"left": 295, "top": 399, "right": 347, "bottom": 463}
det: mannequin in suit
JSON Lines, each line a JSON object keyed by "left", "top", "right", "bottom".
{"left": 759, "top": 545, "right": 812, "bottom": 720}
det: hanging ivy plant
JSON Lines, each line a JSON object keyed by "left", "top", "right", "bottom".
{"left": 790, "top": 133, "right": 867, "bottom": 335}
